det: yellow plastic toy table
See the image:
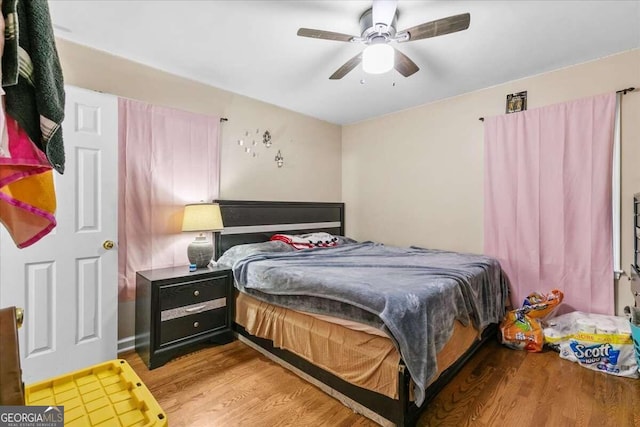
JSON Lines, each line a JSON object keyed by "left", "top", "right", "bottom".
{"left": 25, "top": 359, "right": 167, "bottom": 426}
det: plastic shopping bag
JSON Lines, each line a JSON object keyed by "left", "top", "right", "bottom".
{"left": 499, "top": 289, "right": 562, "bottom": 352}
{"left": 500, "top": 309, "right": 544, "bottom": 352}
{"left": 521, "top": 289, "right": 563, "bottom": 320}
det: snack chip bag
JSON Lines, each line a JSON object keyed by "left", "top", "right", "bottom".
{"left": 500, "top": 309, "right": 544, "bottom": 352}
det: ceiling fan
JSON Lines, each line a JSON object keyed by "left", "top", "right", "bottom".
{"left": 297, "top": 0, "right": 470, "bottom": 79}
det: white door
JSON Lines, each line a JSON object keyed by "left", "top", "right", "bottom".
{"left": 0, "top": 86, "right": 118, "bottom": 384}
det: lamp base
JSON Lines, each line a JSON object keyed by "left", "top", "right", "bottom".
{"left": 187, "top": 235, "right": 213, "bottom": 268}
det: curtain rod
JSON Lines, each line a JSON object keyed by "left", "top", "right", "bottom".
{"left": 617, "top": 87, "right": 636, "bottom": 95}
{"left": 478, "top": 87, "right": 636, "bottom": 122}
{"left": 220, "top": 117, "right": 228, "bottom": 123}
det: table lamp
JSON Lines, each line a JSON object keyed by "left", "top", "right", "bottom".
{"left": 181, "top": 203, "right": 223, "bottom": 268}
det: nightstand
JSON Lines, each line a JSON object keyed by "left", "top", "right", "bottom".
{"left": 135, "top": 265, "right": 235, "bottom": 369}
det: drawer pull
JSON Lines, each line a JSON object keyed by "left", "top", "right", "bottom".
{"left": 193, "top": 321, "right": 200, "bottom": 328}
{"left": 160, "top": 297, "right": 227, "bottom": 322}
{"left": 193, "top": 290, "right": 200, "bottom": 297}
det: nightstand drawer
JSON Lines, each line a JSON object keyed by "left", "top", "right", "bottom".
{"left": 159, "top": 307, "right": 227, "bottom": 345}
{"left": 159, "top": 276, "right": 227, "bottom": 311}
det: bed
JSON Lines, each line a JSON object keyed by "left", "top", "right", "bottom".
{"left": 214, "top": 200, "right": 508, "bottom": 426}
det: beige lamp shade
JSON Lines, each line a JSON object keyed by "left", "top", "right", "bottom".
{"left": 181, "top": 203, "right": 224, "bottom": 232}
{"left": 182, "top": 203, "right": 223, "bottom": 269}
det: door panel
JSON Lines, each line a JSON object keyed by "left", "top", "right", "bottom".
{"left": 0, "top": 86, "right": 118, "bottom": 384}
{"left": 25, "top": 261, "right": 55, "bottom": 357}
{"left": 76, "top": 256, "right": 100, "bottom": 343}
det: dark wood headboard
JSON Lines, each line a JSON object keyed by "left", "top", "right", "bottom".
{"left": 213, "top": 200, "right": 345, "bottom": 258}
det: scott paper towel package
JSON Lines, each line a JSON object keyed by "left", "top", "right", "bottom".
{"left": 543, "top": 311, "right": 638, "bottom": 378}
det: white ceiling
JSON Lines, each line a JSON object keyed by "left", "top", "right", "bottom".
{"left": 49, "top": 0, "right": 640, "bottom": 125}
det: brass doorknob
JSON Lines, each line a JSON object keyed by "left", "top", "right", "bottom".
{"left": 103, "top": 240, "right": 115, "bottom": 250}
{"left": 15, "top": 307, "right": 24, "bottom": 329}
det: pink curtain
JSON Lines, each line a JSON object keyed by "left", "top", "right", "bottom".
{"left": 484, "top": 93, "right": 616, "bottom": 315}
{"left": 118, "top": 99, "right": 219, "bottom": 301}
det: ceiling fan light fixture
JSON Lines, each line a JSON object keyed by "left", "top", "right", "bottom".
{"left": 362, "top": 44, "right": 394, "bottom": 74}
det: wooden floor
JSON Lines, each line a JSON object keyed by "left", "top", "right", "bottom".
{"left": 123, "top": 338, "right": 640, "bottom": 426}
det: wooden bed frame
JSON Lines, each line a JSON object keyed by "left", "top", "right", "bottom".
{"left": 214, "top": 200, "right": 496, "bottom": 426}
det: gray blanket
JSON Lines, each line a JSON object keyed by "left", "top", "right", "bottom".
{"left": 233, "top": 242, "right": 508, "bottom": 405}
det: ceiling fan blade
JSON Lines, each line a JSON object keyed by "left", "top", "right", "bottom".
{"left": 329, "top": 52, "right": 363, "bottom": 80}
{"left": 398, "top": 13, "right": 470, "bottom": 42}
{"left": 372, "top": 0, "right": 398, "bottom": 28}
{"left": 297, "top": 28, "right": 356, "bottom": 42}
{"left": 394, "top": 49, "right": 419, "bottom": 77}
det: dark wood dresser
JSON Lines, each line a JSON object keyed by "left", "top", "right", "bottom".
{"left": 135, "top": 265, "right": 235, "bottom": 369}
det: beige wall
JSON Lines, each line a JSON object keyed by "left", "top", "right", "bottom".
{"left": 56, "top": 39, "right": 342, "bottom": 342}
{"left": 57, "top": 39, "right": 342, "bottom": 203}
{"left": 219, "top": 97, "right": 341, "bottom": 202}
{"left": 342, "top": 49, "right": 640, "bottom": 315}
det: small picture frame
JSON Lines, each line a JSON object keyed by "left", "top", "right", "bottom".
{"left": 506, "top": 91, "right": 527, "bottom": 114}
